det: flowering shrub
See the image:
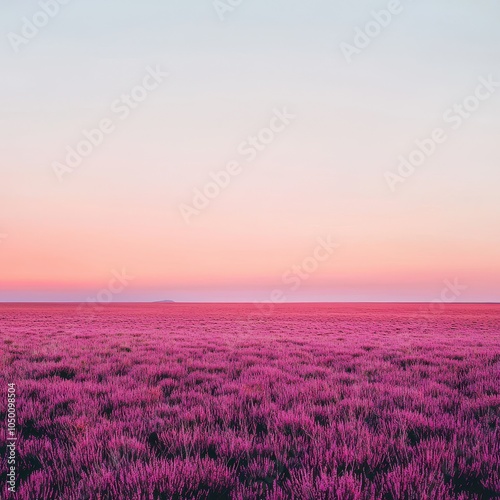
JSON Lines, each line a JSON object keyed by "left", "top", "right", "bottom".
{"left": 1, "top": 303, "right": 499, "bottom": 499}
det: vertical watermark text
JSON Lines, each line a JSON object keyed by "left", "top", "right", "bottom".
{"left": 6, "top": 383, "right": 17, "bottom": 494}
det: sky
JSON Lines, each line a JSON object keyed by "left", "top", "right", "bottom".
{"left": 1, "top": 0, "right": 499, "bottom": 302}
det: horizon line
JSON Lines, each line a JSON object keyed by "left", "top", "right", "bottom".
{"left": 1, "top": 301, "right": 499, "bottom": 305}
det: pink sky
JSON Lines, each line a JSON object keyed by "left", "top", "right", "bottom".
{"left": 1, "top": 1, "right": 499, "bottom": 302}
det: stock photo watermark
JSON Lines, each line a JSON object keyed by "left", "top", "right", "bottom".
{"left": 178, "top": 106, "right": 295, "bottom": 224}
{"left": 76, "top": 269, "right": 134, "bottom": 322}
{"left": 213, "top": 0, "right": 244, "bottom": 21}
{"left": 52, "top": 65, "right": 168, "bottom": 182}
{"left": 417, "top": 278, "right": 468, "bottom": 328}
{"left": 6, "top": 383, "right": 17, "bottom": 494}
{"left": 340, "top": 0, "right": 405, "bottom": 64}
{"left": 398, "top": 278, "right": 468, "bottom": 353}
{"left": 385, "top": 74, "right": 500, "bottom": 192}
{"left": 257, "top": 236, "right": 340, "bottom": 313}
{"left": 7, "top": 0, "right": 73, "bottom": 53}
{"left": 232, "top": 236, "right": 340, "bottom": 343}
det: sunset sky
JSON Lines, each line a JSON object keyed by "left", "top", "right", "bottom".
{"left": 1, "top": 0, "right": 499, "bottom": 302}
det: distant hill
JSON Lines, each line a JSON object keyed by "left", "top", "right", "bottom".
{"left": 154, "top": 300, "right": 175, "bottom": 303}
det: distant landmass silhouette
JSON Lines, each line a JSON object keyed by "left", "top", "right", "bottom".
{"left": 154, "top": 300, "right": 175, "bottom": 303}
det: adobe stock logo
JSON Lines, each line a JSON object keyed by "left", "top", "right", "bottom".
{"left": 51, "top": 66, "right": 168, "bottom": 182}
{"left": 7, "top": 0, "right": 73, "bottom": 53}
{"left": 85, "top": 269, "right": 134, "bottom": 306}
{"left": 233, "top": 235, "right": 340, "bottom": 343}
{"left": 76, "top": 269, "right": 135, "bottom": 323}
{"left": 178, "top": 107, "right": 295, "bottom": 224}
{"left": 271, "top": 235, "right": 339, "bottom": 298}
{"left": 385, "top": 74, "right": 500, "bottom": 191}
{"left": 417, "top": 278, "right": 468, "bottom": 331}
{"left": 213, "top": 0, "right": 244, "bottom": 21}
{"left": 340, "top": 0, "right": 405, "bottom": 64}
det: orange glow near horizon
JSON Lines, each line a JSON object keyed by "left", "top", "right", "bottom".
{"left": 1, "top": 1, "right": 499, "bottom": 302}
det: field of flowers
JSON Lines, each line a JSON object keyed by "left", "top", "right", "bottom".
{"left": 1, "top": 303, "right": 499, "bottom": 499}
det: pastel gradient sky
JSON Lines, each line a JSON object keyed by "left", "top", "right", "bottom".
{"left": 1, "top": 0, "right": 499, "bottom": 302}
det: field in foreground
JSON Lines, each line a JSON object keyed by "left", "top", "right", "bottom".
{"left": 1, "top": 303, "right": 499, "bottom": 499}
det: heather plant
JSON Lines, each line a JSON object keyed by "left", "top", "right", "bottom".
{"left": 1, "top": 303, "right": 499, "bottom": 499}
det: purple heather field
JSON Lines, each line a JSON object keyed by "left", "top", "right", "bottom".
{"left": 1, "top": 303, "right": 499, "bottom": 499}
